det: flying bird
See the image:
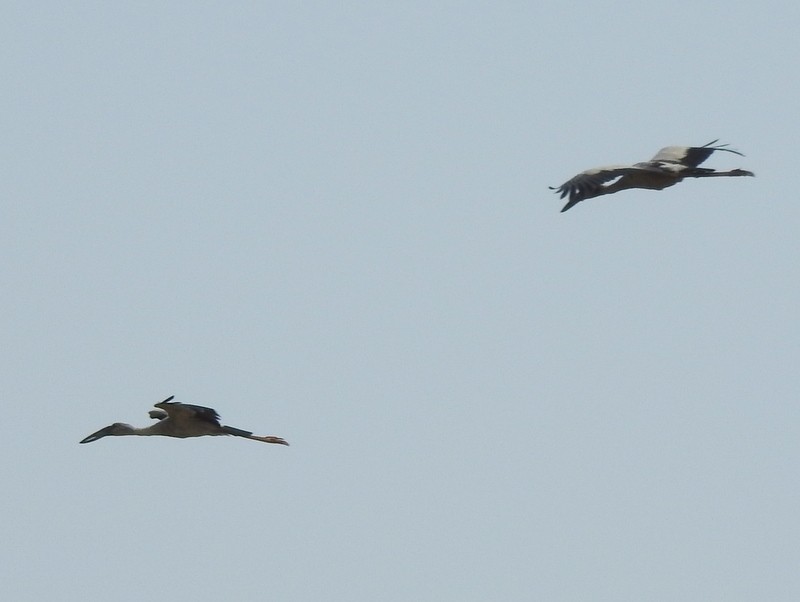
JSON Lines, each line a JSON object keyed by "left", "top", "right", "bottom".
{"left": 79, "top": 396, "right": 289, "bottom": 445}
{"left": 550, "top": 140, "right": 754, "bottom": 212}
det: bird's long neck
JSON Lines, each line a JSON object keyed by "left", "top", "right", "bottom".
{"left": 128, "top": 424, "right": 162, "bottom": 436}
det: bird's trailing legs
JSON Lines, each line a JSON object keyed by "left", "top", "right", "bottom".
{"left": 222, "top": 425, "right": 289, "bottom": 445}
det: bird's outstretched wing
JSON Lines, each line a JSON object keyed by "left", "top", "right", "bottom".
{"left": 153, "top": 398, "right": 223, "bottom": 426}
{"left": 649, "top": 139, "right": 744, "bottom": 167}
{"left": 550, "top": 165, "right": 656, "bottom": 212}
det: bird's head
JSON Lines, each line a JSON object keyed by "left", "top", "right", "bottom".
{"left": 79, "top": 422, "right": 135, "bottom": 444}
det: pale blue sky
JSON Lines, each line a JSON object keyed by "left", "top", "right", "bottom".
{"left": 3, "top": 2, "right": 799, "bottom": 600}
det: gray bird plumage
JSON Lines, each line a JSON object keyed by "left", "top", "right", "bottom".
{"left": 79, "top": 395, "right": 289, "bottom": 446}
{"left": 550, "top": 140, "right": 754, "bottom": 212}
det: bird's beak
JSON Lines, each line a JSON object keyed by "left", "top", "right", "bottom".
{"left": 79, "top": 425, "right": 115, "bottom": 444}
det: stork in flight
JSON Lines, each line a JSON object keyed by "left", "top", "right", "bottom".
{"left": 550, "top": 140, "right": 754, "bottom": 212}
{"left": 79, "top": 396, "right": 289, "bottom": 446}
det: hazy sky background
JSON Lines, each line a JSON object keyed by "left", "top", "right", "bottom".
{"left": 3, "top": 2, "right": 799, "bottom": 600}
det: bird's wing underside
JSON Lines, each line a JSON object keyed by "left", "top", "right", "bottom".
{"left": 550, "top": 165, "right": 654, "bottom": 201}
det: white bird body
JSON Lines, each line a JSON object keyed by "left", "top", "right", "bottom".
{"left": 550, "top": 140, "right": 754, "bottom": 212}
{"left": 79, "top": 396, "right": 289, "bottom": 445}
